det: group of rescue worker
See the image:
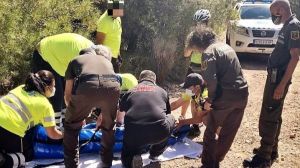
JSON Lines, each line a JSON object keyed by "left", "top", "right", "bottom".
{"left": 0, "top": 0, "right": 299, "bottom": 168}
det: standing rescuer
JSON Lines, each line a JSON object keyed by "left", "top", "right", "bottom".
{"left": 185, "top": 27, "right": 249, "bottom": 168}
{"left": 119, "top": 70, "right": 175, "bottom": 168}
{"left": 63, "top": 45, "right": 120, "bottom": 168}
{"left": 96, "top": 0, "right": 124, "bottom": 73}
{"left": 0, "top": 70, "right": 63, "bottom": 168}
{"left": 32, "top": 33, "right": 94, "bottom": 127}
{"left": 243, "top": 0, "right": 300, "bottom": 167}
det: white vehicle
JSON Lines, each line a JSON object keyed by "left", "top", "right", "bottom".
{"left": 226, "top": 0, "right": 283, "bottom": 54}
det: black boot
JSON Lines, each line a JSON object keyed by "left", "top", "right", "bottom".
{"left": 253, "top": 148, "right": 279, "bottom": 161}
{"left": 243, "top": 154, "right": 271, "bottom": 168}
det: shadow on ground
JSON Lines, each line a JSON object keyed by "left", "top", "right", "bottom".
{"left": 238, "top": 53, "right": 268, "bottom": 71}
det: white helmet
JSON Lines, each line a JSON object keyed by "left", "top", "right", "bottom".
{"left": 193, "top": 9, "right": 211, "bottom": 22}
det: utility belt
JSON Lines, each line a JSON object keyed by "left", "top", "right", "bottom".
{"left": 267, "top": 68, "right": 285, "bottom": 84}
{"left": 72, "top": 74, "right": 121, "bottom": 95}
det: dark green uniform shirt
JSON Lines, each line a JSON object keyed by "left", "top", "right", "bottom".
{"left": 201, "top": 42, "right": 248, "bottom": 102}
{"left": 268, "top": 15, "right": 300, "bottom": 70}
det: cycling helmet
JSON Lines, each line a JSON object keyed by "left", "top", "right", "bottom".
{"left": 193, "top": 9, "right": 211, "bottom": 22}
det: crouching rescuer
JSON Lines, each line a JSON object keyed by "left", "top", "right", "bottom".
{"left": 119, "top": 70, "right": 176, "bottom": 168}
{"left": 63, "top": 45, "right": 120, "bottom": 168}
{"left": 0, "top": 70, "right": 63, "bottom": 168}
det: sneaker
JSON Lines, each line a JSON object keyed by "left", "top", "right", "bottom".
{"left": 188, "top": 124, "right": 201, "bottom": 137}
{"left": 253, "top": 148, "right": 279, "bottom": 161}
{"left": 149, "top": 155, "right": 159, "bottom": 163}
{"left": 243, "top": 154, "right": 271, "bottom": 168}
{"left": 131, "top": 155, "right": 143, "bottom": 168}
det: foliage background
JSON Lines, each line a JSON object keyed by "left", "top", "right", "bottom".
{"left": 0, "top": 0, "right": 299, "bottom": 94}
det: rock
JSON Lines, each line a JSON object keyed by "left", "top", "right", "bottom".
{"left": 281, "top": 157, "right": 284, "bottom": 161}
{"left": 290, "top": 134, "right": 296, "bottom": 139}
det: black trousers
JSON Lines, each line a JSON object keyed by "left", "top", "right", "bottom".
{"left": 0, "top": 127, "right": 34, "bottom": 167}
{"left": 121, "top": 114, "right": 175, "bottom": 168}
{"left": 31, "top": 50, "right": 65, "bottom": 125}
{"left": 257, "top": 74, "right": 290, "bottom": 160}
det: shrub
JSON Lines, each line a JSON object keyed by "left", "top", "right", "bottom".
{"left": 0, "top": 0, "right": 99, "bottom": 90}
{"left": 122, "top": 0, "right": 238, "bottom": 84}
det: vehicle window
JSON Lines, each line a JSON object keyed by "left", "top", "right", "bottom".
{"left": 240, "top": 5, "right": 271, "bottom": 19}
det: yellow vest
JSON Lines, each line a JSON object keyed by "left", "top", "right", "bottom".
{"left": 120, "top": 73, "right": 138, "bottom": 91}
{"left": 0, "top": 85, "right": 55, "bottom": 137}
{"left": 96, "top": 11, "right": 122, "bottom": 58}
{"left": 39, "top": 33, "right": 94, "bottom": 76}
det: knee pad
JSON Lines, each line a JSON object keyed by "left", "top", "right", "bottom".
{"left": 4, "top": 152, "right": 25, "bottom": 168}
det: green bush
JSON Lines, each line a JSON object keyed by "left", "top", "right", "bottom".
{"left": 122, "top": 0, "right": 238, "bottom": 84}
{"left": 0, "top": 0, "right": 99, "bottom": 88}
{"left": 0, "top": 0, "right": 241, "bottom": 93}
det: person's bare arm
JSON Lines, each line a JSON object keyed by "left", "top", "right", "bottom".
{"left": 45, "top": 126, "right": 63, "bottom": 139}
{"left": 96, "top": 32, "right": 106, "bottom": 45}
{"left": 64, "top": 80, "right": 73, "bottom": 107}
{"left": 184, "top": 48, "right": 192, "bottom": 57}
{"left": 177, "top": 110, "right": 209, "bottom": 128}
{"left": 170, "top": 97, "right": 186, "bottom": 111}
{"left": 273, "top": 48, "right": 300, "bottom": 100}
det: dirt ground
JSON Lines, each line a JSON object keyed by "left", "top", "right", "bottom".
{"left": 161, "top": 54, "right": 300, "bottom": 168}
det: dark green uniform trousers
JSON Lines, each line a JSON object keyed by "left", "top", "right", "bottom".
{"left": 257, "top": 75, "right": 290, "bottom": 160}
{"left": 201, "top": 88, "right": 248, "bottom": 168}
{"left": 63, "top": 80, "right": 120, "bottom": 168}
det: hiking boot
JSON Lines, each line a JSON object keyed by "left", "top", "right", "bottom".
{"left": 131, "top": 155, "right": 143, "bottom": 168}
{"left": 243, "top": 154, "right": 271, "bottom": 168}
{"left": 149, "top": 155, "right": 159, "bottom": 163}
{"left": 188, "top": 124, "right": 201, "bottom": 137}
{"left": 253, "top": 148, "right": 279, "bottom": 161}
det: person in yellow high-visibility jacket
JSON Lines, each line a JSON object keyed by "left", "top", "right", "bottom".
{"left": 0, "top": 70, "right": 63, "bottom": 168}
{"left": 32, "top": 33, "right": 94, "bottom": 127}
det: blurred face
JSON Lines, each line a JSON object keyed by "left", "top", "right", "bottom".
{"left": 186, "top": 85, "right": 201, "bottom": 96}
{"left": 113, "top": 9, "right": 124, "bottom": 17}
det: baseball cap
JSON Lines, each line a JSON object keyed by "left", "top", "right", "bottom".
{"left": 181, "top": 73, "right": 204, "bottom": 89}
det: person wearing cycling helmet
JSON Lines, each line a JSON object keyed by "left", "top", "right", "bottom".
{"left": 181, "top": 9, "right": 211, "bottom": 136}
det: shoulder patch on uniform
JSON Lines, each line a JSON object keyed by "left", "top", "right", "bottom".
{"left": 291, "top": 31, "right": 300, "bottom": 40}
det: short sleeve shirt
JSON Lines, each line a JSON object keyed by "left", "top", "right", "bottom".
{"left": 268, "top": 15, "right": 300, "bottom": 70}
{"left": 65, "top": 54, "right": 115, "bottom": 80}
{"left": 40, "top": 33, "right": 94, "bottom": 76}
{"left": 96, "top": 11, "right": 122, "bottom": 58}
{"left": 0, "top": 85, "right": 55, "bottom": 137}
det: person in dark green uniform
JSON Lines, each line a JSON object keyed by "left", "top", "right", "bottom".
{"left": 243, "top": 0, "right": 300, "bottom": 167}
{"left": 185, "top": 27, "right": 248, "bottom": 168}
{"left": 64, "top": 45, "right": 120, "bottom": 168}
